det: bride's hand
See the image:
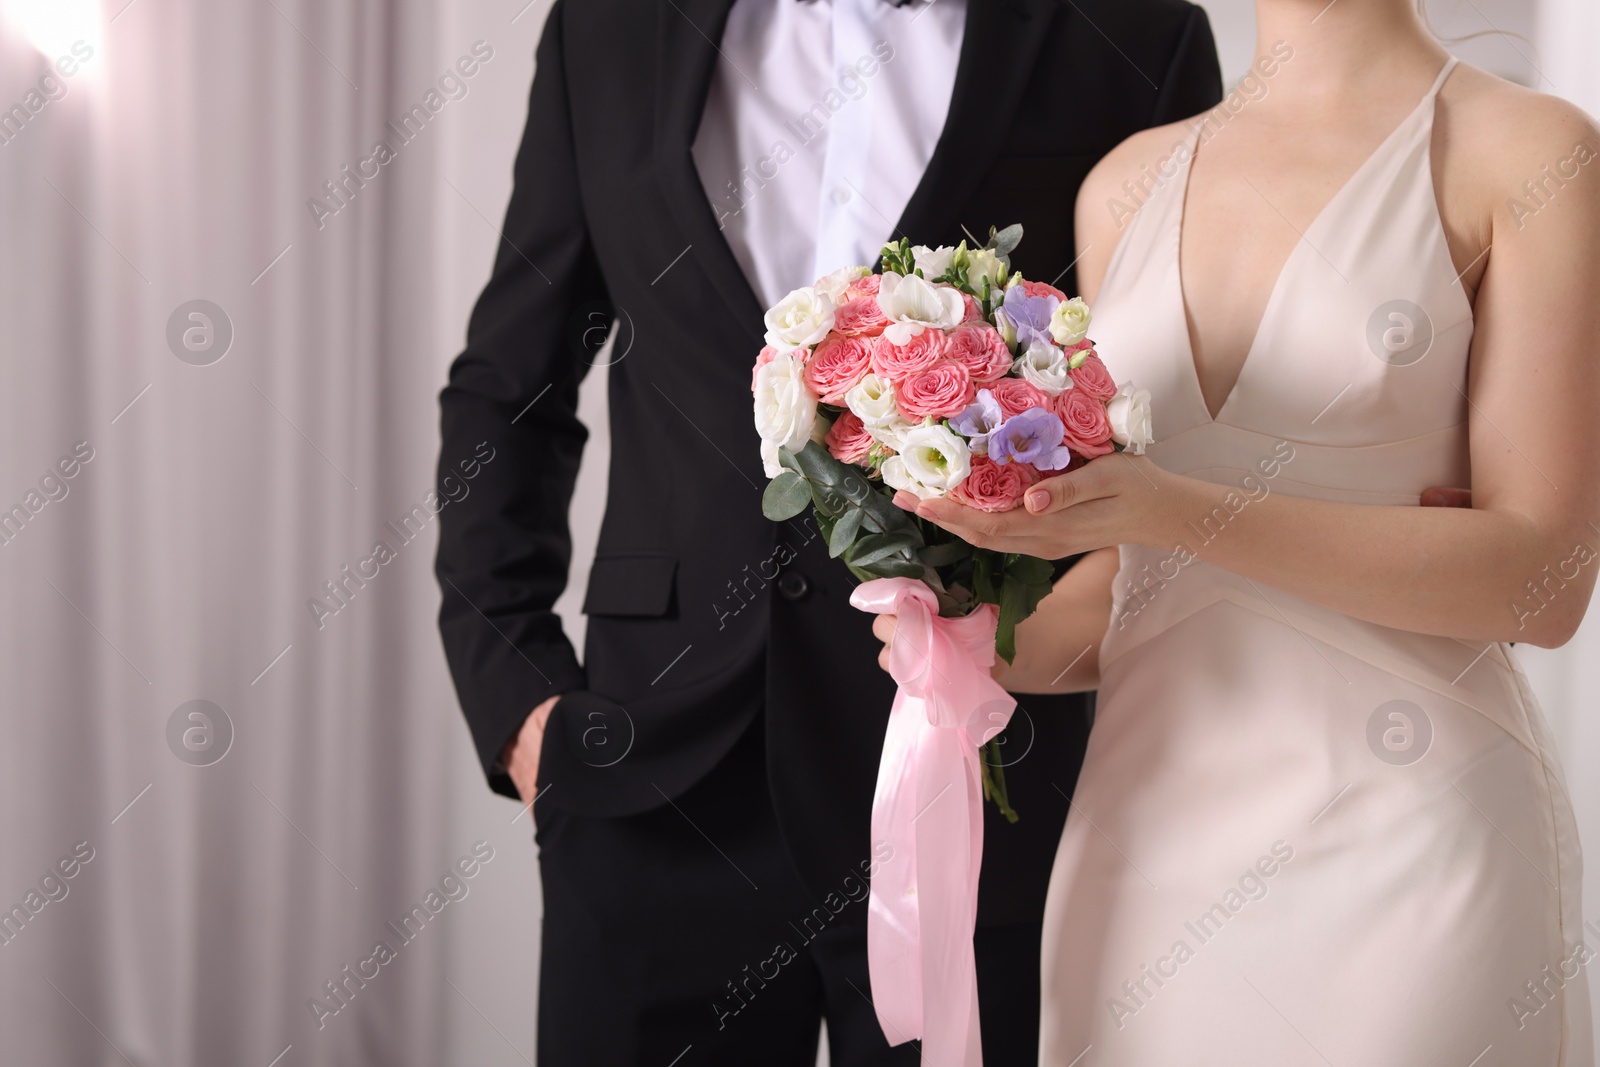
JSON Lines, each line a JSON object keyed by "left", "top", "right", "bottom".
{"left": 893, "top": 452, "right": 1180, "bottom": 557}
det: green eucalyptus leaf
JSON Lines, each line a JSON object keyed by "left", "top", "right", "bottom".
{"left": 869, "top": 555, "right": 928, "bottom": 580}
{"left": 845, "top": 561, "right": 879, "bottom": 583}
{"left": 991, "top": 223, "right": 1024, "bottom": 257}
{"left": 828, "top": 507, "right": 865, "bottom": 558}
{"left": 918, "top": 541, "right": 971, "bottom": 568}
{"left": 849, "top": 532, "right": 918, "bottom": 569}
{"left": 762, "top": 470, "right": 811, "bottom": 521}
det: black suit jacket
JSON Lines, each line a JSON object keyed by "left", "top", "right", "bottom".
{"left": 437, "top": 0, "right": 1221, "bottom": 924}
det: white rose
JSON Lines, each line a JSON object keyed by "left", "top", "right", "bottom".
{"left": 813, "top": 265, "right": 870, "bottom": 304}
{"left": 911, "top": 244, "right": 956, "bottom": 279}
{"left": 1015, "top": 336, "right": 1071, "bottom": 394}
{"left": 876, "top": 272, "right": 966, "bottom": 345}
{"left": 1049, "top": 297, "right": 1092, "bottom": 346}
{"left": 882, "top": 423, "right": 971, "bottom": 499}
{"left": 753, "top": 352, "right": 818, "bottom": 462}
{"left": 763, "top": 286, "right": 836, "bottom": 348}
{"left": 1106, "top": 384, "right": 1154, "bottom": 455}
{"left": 964, "top": 248, "right": 1007, "bottom": 294}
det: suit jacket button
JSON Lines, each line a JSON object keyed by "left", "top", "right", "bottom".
{"left": 777, "top": 570, "right": 809, "bottom": 602}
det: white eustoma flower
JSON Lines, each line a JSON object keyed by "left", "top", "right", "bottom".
{"left": 881, "top": 422, "right": 970, "bottom": 498}
{"left": 868, "top": 416, "right": 916, "bottom": 452}
{"left": 876, "top": 272, "right": 966, "bottom": 345}
{"left": 753, "top": 352, "right": 818, "bottom": 476}
{"left": 1049, "top": 297, "right": 1092, "bottom": 346}
{"left": 1106, "top": 384, "right": 1154, "bottom": 454}
{"left": 992, "top": 307, "right": 1018, "bottom": 348}
{"left": 763, "top": 286, "right": 836, "bottom": 348}
{"left": 813, "top": 265, "right": 871, "bottom": 304}
{"left": 878, "top": 456, "right": 917, "bottom": 495}
{"left": 1015, "top": 336, "right": 1071, "bottom": 394}
{"left": 844, "top": 373, "right": 898, "bottom": 427}
{"left": 911, "top": 244, "right": 956, "bottom": 279}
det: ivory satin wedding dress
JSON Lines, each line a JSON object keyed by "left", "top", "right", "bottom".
{"left": 1039, "top": 59, "right": 1592, "bottom": 1066}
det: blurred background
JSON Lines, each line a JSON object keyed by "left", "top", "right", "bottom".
{"left": 0, "top": 0, "right": 1595, "bottom": 1063}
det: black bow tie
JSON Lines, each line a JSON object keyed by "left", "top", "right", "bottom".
{"left": 798, "top": 0, "right": 918, "bottom": 6}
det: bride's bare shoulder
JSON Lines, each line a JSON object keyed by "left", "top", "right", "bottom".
{"left": 1440, "top": 62, "right": 1597, "bottom": 148}
{"left": 1073, "top": 120, "right": 1195, "bottom": 299}
{"left": 1436, "top": 63, "right": 1600, "bottom": 240}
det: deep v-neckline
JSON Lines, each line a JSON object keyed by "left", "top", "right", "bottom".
{"left": 1173, "top": 57, "right": 1458, "bottom": 423}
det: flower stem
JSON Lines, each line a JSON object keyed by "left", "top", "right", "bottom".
{"left": 980, "top": 739, "right": 1020, "bottom": 823}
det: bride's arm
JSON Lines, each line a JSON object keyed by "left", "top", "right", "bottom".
{"left": 899, "top": 98, "right": 1600, "bottom": 651}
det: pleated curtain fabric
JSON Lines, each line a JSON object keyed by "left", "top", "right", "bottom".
{"left": 0, "top": 2, "right": 570, "bottom": 1063}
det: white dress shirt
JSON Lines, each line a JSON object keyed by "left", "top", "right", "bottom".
{"left": 691, "top": 0, "right": 967, "bottom": 311}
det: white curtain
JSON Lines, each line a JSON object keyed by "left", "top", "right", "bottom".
{"left": 0, "top": 1, "right": 561, "bottom": 1063}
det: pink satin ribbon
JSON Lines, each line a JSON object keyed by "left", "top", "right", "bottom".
{"left": 850, "top": 577, "right": 1018, "bottom": 1067}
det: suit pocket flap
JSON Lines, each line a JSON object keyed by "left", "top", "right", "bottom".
{"left": 581, "top": 554, "right": 678, "bottom": 617}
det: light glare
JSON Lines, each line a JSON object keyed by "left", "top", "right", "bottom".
{"left": 2, "top": 0, "right": 101, "bottom": 61}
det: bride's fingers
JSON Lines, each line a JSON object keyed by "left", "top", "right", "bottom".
{"left": 910, "top": 496, "right": 1033, "bottom": 550}
{"left": 1025, "top": 457, "right": 1122, "bottom": 515}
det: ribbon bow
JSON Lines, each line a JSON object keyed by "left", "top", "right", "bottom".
{"left": 850, "top": 576, "right": 1017, "bottom": 1067}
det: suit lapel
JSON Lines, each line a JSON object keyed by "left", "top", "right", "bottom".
{"left": 892, "top": 0, "right": 1057, "bottom": 248}
{"left": 653, "top": 0, "right": 768, "bottom": 331}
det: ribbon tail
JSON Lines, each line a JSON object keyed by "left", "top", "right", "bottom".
{"left": 866, "top": 686, "right": 927, "bottom": 1045}
{"left": 852, "top": 577, "right": 1014, "bottom": 1067}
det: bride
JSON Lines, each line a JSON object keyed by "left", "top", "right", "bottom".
{"left": 879, "top": 0, "right": 1599, "bottom": 1063}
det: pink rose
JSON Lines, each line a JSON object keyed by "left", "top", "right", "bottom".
{"left": 985, "top": 376, "right": 1050, "bottom": 419}
{"left": 1016, "top": 279, "right": 1069, "bottom": 302}
{"left": 845, "top": 274, "right": 881, "bottom": 298}
{"left": 951, "top": 455, "right": 1041, "bottom": 513}
{"left": 1068, "top": 349, "right": 1117, "bottom": 401}
{"left": 871, "top": 328, "right": 949, "bottom": 381}
{"left": 960, "top": 293, "right": 985, "bottom": 322}
{"left": 1053, "top": 385, "right": 1116, "bottom": 458}
{"left": 825, "top": 410, "right": 874, "bottom": 465}
{"left": 833, "top": 294, "right": 889, "bottom": 338}
{"left": 804, "top": 334, "right": 873, "bottom": 404}
{"left": 945, "top": 322, "right": 1014, "bottom": 383}
{"left": 897, "top": 360, "right": 976, "bottom": 421}
{"left": 752, "top": 345, "right": 780, "bottom": 393}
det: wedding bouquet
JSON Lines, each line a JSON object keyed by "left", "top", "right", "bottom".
{"left": 750, "top": 226, "right": 1150, "bottom": 1066}
{"left": 751, "top": 225, "right": 1151, "bottom": 814}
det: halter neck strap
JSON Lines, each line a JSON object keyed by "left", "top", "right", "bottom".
{"left": 1425, "top": 56, "right": 1459, "bottom": 100}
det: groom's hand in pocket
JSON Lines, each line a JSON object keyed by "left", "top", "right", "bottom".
{"left": 502, "top": 694, "right": 561, "bottom": 804}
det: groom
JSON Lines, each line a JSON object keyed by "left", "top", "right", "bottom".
{"left": 436, "top": 1, "right": 1221, "bottom": 1063}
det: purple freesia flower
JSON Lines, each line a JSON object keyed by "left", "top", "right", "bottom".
{"left": 1001, "top": 285, "right": 1060, "bottom": 348}
{"left": 949, "top": 388, "right": 1005, "bottom": 454}
{"left": 988, "top": 406, "right": 1074, "bottom": 471}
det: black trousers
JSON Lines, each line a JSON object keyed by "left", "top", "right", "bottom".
{"left": 535, "top": 717, "right": 1045, "bottom": 1066}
